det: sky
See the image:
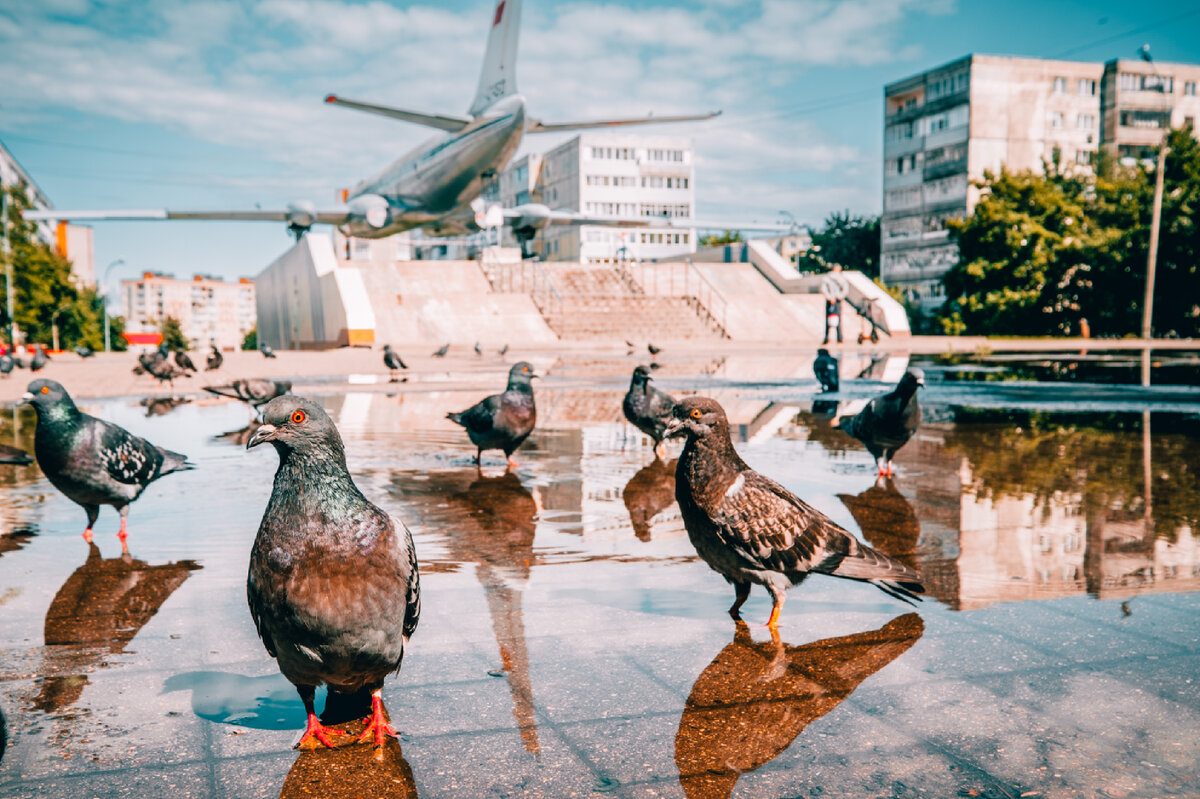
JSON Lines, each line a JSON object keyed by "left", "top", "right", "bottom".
{"left": 3, "top": 0, "right": 1200, "bottom": 295}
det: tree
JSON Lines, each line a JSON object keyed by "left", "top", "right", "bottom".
{"left": 941, "top": 128, "right": 1200, "bottom": 337}
{"left": 159, "top": 316, "right": 187, "bottom": 351}
{"left": 1, "top": 185, "right": 107, "bottom": 350}
{"left": 698, "top": 230, "right": 743, "bottom": 248}
{"left": 242, "top": 327, "right": 258, "bottom": 351}
{"left": 809, "top": 211, "right": 881, "bottom": 278}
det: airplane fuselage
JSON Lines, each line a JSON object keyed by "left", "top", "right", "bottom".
{"left": 342, "top": 95, "right": 527, "bottom": 239}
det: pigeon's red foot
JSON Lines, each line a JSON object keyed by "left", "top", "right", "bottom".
{"left": 506, "top": 457, "right": 519, "bottom": 470}
{"left": 82, "top": 528, "right": 94, "bottom": 543}
{"left": 356, "top": 692, "right": 396, "bottom": 748}
{"left": 295, "top": 712, "right": 347, "bottom": 750}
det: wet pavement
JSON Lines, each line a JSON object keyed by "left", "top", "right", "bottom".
{"left": 0, "top": 352, "right": 1198, "bottom": 798}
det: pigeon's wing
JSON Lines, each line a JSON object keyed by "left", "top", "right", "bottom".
{"left": 246, "top": 571, "right": 277, "bottom": 658}
{"left": 94, "top": 419, "right": 164, "bottom": 486}
{"left": 710, "top": 470, "right": 849, "bottom": 576}
{"left": 452, "top": 395, "right": 502, "bottom": 434}
{"left": 647, "top": 386, "right": 677, "bottom": 421}
{"left": 400, "top": 521, "right": 421, "bottom": 641}
{"left": 241, "top": 380, "right": 277, "bottom": 402}
{"left": 715, "top": 470, "right": 923, "bottom": 596}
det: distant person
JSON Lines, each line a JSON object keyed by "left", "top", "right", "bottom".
{"left": 821, "top": 265, "right": 846, "bottom": 345}
{"left": 823, "top": 297, "right": 843, "bottom": 344}
{"left": 1079, "top": 318, "right": 1091, "bottom": 339}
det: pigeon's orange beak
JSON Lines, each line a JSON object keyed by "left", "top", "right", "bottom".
{"left": 246, "top": 424, "right": 277, "bottom": 450}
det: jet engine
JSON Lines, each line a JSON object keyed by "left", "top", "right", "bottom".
{"left": 506, "top": 203, "right": 553, "bottom": 259}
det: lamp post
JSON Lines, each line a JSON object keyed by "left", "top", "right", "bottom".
{"left": 1, "top": 188, "right": 13, "bottom": 348}
{"left": 101, "top": 258, "right": 125, "bottom": 353}
{"left": 1139, "top": 45, "right": 1170, "bottom": 387}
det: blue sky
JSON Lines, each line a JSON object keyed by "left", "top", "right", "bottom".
{"left": 3, "top": 0, "right": 1200, "bottom": 294}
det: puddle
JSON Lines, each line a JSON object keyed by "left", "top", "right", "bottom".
{"left": 0, "top": 363, "right": 1198, "bottom": 797}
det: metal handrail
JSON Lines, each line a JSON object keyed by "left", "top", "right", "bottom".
{"left": 617, "top": 258, "right": 729, "bottom": 338}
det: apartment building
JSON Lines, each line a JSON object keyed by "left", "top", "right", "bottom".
{"left": 491, "top": 133, "right": 697, "bottom": 263}
{"left": 882, "top": 55, "right": 1200, "bottom": 308}
{"left": 122, "top": 272, "right": 256, "bottom": 351}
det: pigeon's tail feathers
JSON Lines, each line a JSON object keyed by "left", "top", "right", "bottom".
{"left": 204, "top": 384, "right": 239, "bottom": 400}
{"left": 824, "top": 539, "right": 924, "bottom": 602}
{"left": 869, "top": 578, "right": 924, "bottom": 606}
{"left": 157, "top": 448, "right": 195, "bottom": 476}
{"left": 445, "top": 411, "right": 465, "bottom": 428}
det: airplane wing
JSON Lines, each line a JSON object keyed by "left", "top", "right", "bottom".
{"left": 23, "top": 206, "right": 354, "bottom": 226}
{"left": 324, "top": 95, "right": 473, "bottom": 132}
{"left": 526, "top": 110, "right": 721, "bottom": 133}
{"left": 502, "top": 207, "right": 791, "bottom": 232}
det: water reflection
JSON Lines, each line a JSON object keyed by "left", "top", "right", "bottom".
{"left": 675, "top": 614, "right": 923, "bottom": 798}
{"left": 623, "top": 458, "right": 677, "bottom": 542}
{"left": 140, "top": 396, "right": 192, "bottom": 417}
{"left": 838, "top": 477, "right": 920, "bottom": 571}
{"left": 32, "top": 543, "right": 201, "bottom": 713}
{"left": 0, "top": 529, "right": 36, "bottom": 560}
{"left": 214, "top": 421, "right": 263, "bottom": 447}
{"left": 390, "top": 470, "right": 542, "bottom": 753}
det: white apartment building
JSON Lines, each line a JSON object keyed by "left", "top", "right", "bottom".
{"left": 122, "top": 272, "right": 256, "bottom": 351}
{"left": 492, "top": 133, "right": 697, "bottom": 263}
{"left": 882, "top": 55, "right": 1200, "bottom": 309}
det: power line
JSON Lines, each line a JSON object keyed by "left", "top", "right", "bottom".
{"left": 1053, "top": 7, "right": 1200, "bottom": 59}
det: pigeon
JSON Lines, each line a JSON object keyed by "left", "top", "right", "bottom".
{"left": 206, "top": 346, "right": 223, "bottom": 371}
{"left": 0, "top": 443, "right": 33, "bottom": 465}
{"left": 75, "top": 346, "right": 94, "bottom": 359}
{"left": 663, "top": 396, "right": 923, "bottom": 628}
{"left": 432, "top": 343, "right": 450, "bottom": 358}
{"left": 835, "top": 369, "right": 924, "bottom": 477}
{"left": 174, "top": 349, "right": 197, "bottom": 373}
{"left": 141, "top": 355, "right": 190, "bottom": 389}
{"left": 446, "top": 362, "right": 537, "bottom": 468}
{"left": 22, "top": 379, "right": 194, "bottom": 551}
{"left": 813, "top": 348, "right": 839, "bottom": 392}
{"left": 30, "top": 345, "right": 48, "bottom": 372}
{"left": 474, "top": 341, "right": 483, "bottom": 356}
{"left": 622, "top": 365, "right": 676, "bottom": 458}
{"left": 648, "top": 342, "right": 662, "bottom": 356}
{"left": 383, "top": 345, "right": 407, "bottom": 382}
{"left": 204, "top": 378, "right": 291, "bottom": 409}
{"left": 0, "top": 354, "right": 12, "bottom": 378}
{"left": 261, "top": 344, "right": 277, "bottom": 359}
{"left": 12, "top": 357, "right": 26, "bottom": 369}
{"left": 141, "top": 396, "right": 192, "bottom": 417}
{"left": 246, "top": 395, "right": 420, "bottom": 749}
{"left": 498, "top": 344, "right": 509, "bottom": 357}
{"left": 623, "top": 457, "right": 677, "bottom": 542}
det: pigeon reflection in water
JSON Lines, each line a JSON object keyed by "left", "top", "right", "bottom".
{"left": 837, "top": 476, "right": 921, "bottom": 572}
{"left": 215, "top": 421, "right": 263, "bottom": 447}
{"left": 32, "top": 543, "right": 200, "bottom": 712}
{"left": 675, "top": 613, "right": 924, "bottom": 799}
{"left": 394, "top": 470, "right": 541, "bottom": 754}
{"left": 623, "top": 458, "right": 677, "bottom": 542}
{"left": 140, "top": 396, "right": 192, "bottom": 417}
{"left": 280, "top": 690, "right": 418, "bottom": 799}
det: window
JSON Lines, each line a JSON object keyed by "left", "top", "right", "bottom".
{"left": 1075, "top": 149, "right": 1093, "bottom": 165}
{"left": 1186, "top": 81, "right": 1197, "bottom": 96}
{"left": 1077, "top": 78, "right": 1096, "bottom": 96}
{"left": 1050, "top": 111, "right": 1064, "bottom": 129}
{"left": 1076, "top": 113, "right": 1095, "bottom": 129}
{"left": 886, "top": 122, "right": 914, "bottom": 142}
{"left": 1120, "top": 109, "right": 1171, "bottom": 129}
{"left": 1053, "top": 77, "right": 1066, "bottom": 94}
{"left": 1120, "top": 73, "right": 1174, "bottom": 93}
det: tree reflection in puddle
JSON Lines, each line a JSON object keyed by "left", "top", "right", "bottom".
{"left": 675, "top": 614, "right": 923, "bottom": 799}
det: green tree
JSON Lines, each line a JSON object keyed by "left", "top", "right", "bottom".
{"left": 809, "top": 210, "right": 881, "bottom": 278}
{"left": 242, "top": 326, "right": 258, "bottom": 351}
{"left": 698, "top": 230, "right": 744, "bottom": 248}
{"left": 941, "top": 128, "right": 1200, "bottom": 337}
{"left": 1, "top": 185, "right": 107, "bottom": 350}
{"left": 159, "top": 315, "right": 187, "bottom": 351}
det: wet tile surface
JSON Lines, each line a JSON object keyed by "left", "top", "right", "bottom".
{"left": 1, "top": 354, "right": 1199, "bottom": 797}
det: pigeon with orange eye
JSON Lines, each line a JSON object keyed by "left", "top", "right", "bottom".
{"left": 246, "top": 395, "right": 420, "bottom": 750}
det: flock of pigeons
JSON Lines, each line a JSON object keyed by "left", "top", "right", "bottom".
{"left": 3, "top": 345, "right": 926, "bottom": 751}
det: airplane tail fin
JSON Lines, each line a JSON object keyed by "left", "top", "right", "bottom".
{"left": 468, "top": 0, "right": 521, "bottom": 116}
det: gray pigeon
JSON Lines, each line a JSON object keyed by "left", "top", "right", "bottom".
{"left": 622, "top": 365, "right": 676, "bottom": 458}
{"left": 432, "top": 343, "right": 450, "bottom": 358}
{"left": 664, "top": 396, "right": 923, "bottom": 628}
{"left": 473, "top": 341, "right": 483, "bottom": 356}
{"left": 174, "top": 350, "right": 197, "bottom": 373}
{"left": 0, "top": 354, "right": 12, "bottom": 378}
{"left": 204, "top": 378, "right": 291, "bottom": 409}
{"left": 206, "top": 346, "right": 223, "bottom": 371}
{"left": 836, "top": 369, "right": 924, "bottom": 476}
{"left": 246, "top": 396, "right": 420, "bottom": 749}
{"left": 813, "top": 348, "right": 839, "bottom": 392}
{"left": 383, "top": 345, "right": 407, "bottom": 382}
{"left": 22, "top": 379, "right": 194, "bottom": 551}
{"left": 75, "top": 346, "right": 94, "bottom": 359}
{"left": 30, "top": 345, "right": 48, "bottom": 372}
{"left": 446, "top": 362, "right": 537, "bottom": 468}
{"left": 261, "top": 344, "right": 277, "bottom": 358}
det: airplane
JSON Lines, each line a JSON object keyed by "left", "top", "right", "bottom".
{"left": 26, "top": 0, "right": 791, "bottom": 257}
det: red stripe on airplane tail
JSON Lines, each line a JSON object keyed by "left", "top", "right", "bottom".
{"left": 494, "top": 0, "right": 505, "bottom": 26}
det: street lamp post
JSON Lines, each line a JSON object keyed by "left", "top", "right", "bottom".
{"left": 1139, "top": 45, "right": 1170, "bottom": 387}
{"left": 101, "top": 258, "right": 125, "bottom": 353}
{"left": 0, "top": 189, "right": 13, "bottom": 348}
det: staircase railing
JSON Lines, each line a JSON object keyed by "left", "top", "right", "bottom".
{"left": 616, "top": 258, "right": 730, "bottom": 338}
{"left": 479, "top": 249, "right": 564, "bottom": 320}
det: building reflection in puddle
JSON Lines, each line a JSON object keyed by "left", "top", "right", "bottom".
{"left": 31, "top": 543, "right": 201, "bottom": 713}
{"left": 675, "top": 614, "right": 924, "bottom": 799}
{"left": 390, "top": 470, "right": 542, "bottom": 754}
{"left": 623, "top": 457, "right": 677, "bottom": 542}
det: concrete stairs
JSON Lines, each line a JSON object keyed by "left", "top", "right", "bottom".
{"left": 544, "top": 295, "right": 724, "bottom": 340}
